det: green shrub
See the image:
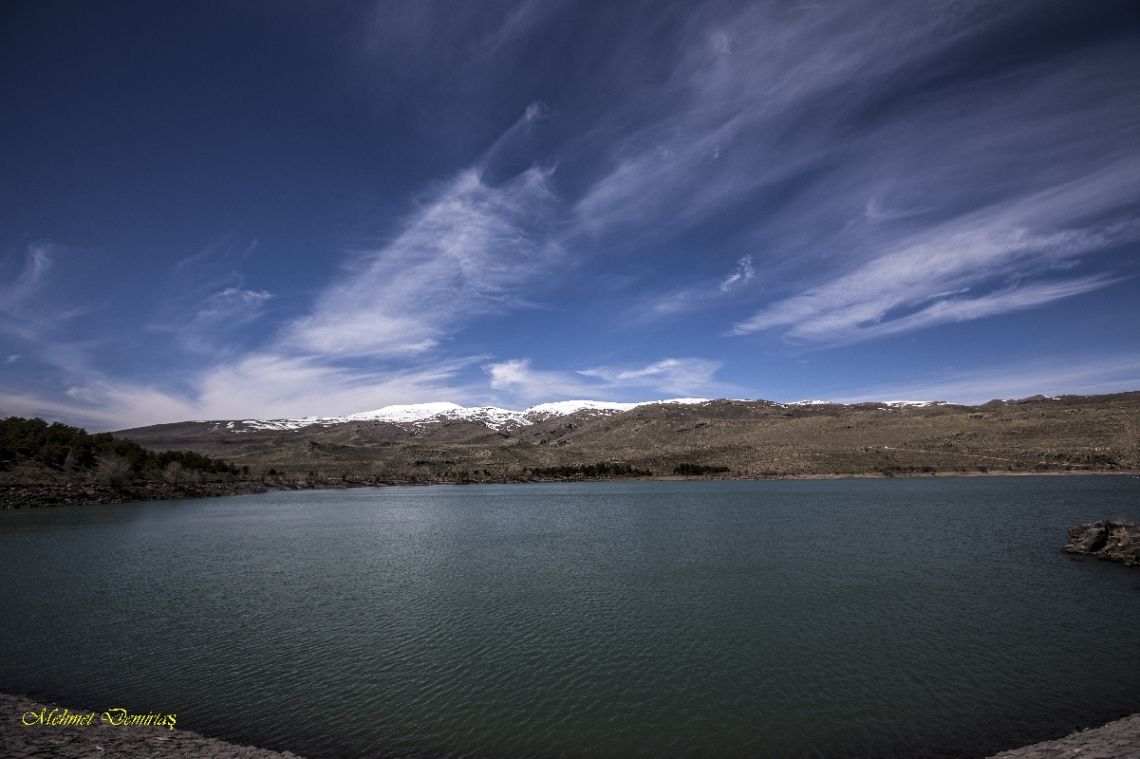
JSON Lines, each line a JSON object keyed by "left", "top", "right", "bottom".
{"left": 672, "top": 463, "right": 729, "bottom": 476}
{"left": 0, "top": 416, "right": 241, "bottom": 478}
{"left": 528, "top": 462, "right": 653, "bottom": 478}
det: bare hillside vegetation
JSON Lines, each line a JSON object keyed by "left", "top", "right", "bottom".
{"left": 115, "top": 392, "right": 1140, "bottom": 485}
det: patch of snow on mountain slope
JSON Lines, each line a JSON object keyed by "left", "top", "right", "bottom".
{"left": 343, "top": 402, "right": 466, "bottom": 423}
{"left": 880, "top": 400, "right": 946, "bottom": 408}
{"left": 785, "top": 399, "right": 946, "bottom": 409}
{"left": 238, "top": 417, "right": 325, "bottom": 432}
{"left": 445, "top": 406, "right": 529, "bottom": 430}
{"left": 236, "top": 398, "right": 712, "bottom": 432}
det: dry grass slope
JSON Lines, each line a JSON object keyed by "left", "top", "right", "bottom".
{"left": 114, "top": 392, "right": 1140, "bottom": 484}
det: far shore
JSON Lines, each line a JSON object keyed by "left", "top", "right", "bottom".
{"left": 2, "top": 466, "right": 1137, "bottom": 510}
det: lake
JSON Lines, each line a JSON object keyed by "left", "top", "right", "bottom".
{"left": 2, "top": 477, "right": 1139, "bottom": 758}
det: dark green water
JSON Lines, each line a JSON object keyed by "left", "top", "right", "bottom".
{"left": 2, "top": 477, "right": 1140, "bottom": 758}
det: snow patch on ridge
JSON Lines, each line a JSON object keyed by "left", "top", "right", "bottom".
{"left": 524, "top": 398, "right": 709, "bottom": 421}
{"left": 234, "top": 398, "right": 712, "bottom": 433}
{"left": 343, "top": 402, "right": 466, "bottom": 423}
{"left": 784, "top": 399, "right": 947, "bottom": 409}
{"left": 211, "top": 396, "right": 969, "bottom": 433}
{"left": 880, "top": 400, "right": 944, "bottom": 408}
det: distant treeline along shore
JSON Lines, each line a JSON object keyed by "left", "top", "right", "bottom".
{"left": 2, "top": 391, "right": 1139, "bottom": 508}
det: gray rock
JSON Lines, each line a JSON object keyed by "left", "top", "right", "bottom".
{"left": 1065, "top": 520, "right": 1140, "bottom": 566}
{"left": 989, "top": 713, "right": 1140, "bottom": 758}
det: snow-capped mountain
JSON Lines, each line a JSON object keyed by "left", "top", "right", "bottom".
{"left": 224, "top": 398, "right": 713, "bottom": 433}
{"left": 199, "top": 396, "right": 957, "bottom": 434}
{"left": 788, "top": 399, "right": 948, "bottom": 408}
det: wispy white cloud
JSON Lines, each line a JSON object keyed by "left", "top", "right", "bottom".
{"left": 844, "top": 276, "right": 1118, "bottom": 342}
{"left": 189, "top": 353, "right": 471, "bottom": 422}
{"left": 571, "top": 2, "right": 1012, "bottom": 236}
{"left": 1, "top": 106, "right": 568, "bottom": 429}
{"left": 148, "top": 236, "right": 277, "bottom": 355}
{"left": 173, "top": 235, "right": 233, "bottom": 273}
{"left": 485, "top": 356, "right": 729, "bottom": 406}
{"left": 719, "top": 255, "right": 754, "bottom": 291}
{"left": 1, "top": 355, "right": 474, "bottom": 431}
{"left": 0, "top": 243, "right": 58, "bottom": 340}
{"left": 1, "top": 243, "right": 52, "bottom": 301}
{"left": 194, "top": 287, "right": 272, "bottom": 325}
{"left": 864, "top": 198, "right": 929, "bottom": 223}
{"left": 563, "top": 2, "right": 1140, "bottom": 346}
{"left": 283, "top": 162, "right": 559, "bottom": 358}
{"left": 7, "top": 3, "right": 1138, "bottom": 431}
{"left": 832, "top": 354, "right": 1140, "bottom": 406}
{"left": 479, "top": 0, "right": 566, "bottom": 54}
{"left": 731, "top": 161, "right": 1140, "bottom": 344}
{"left": 635, "top": 289, "right": 704, "bottom": 321}
{"left": 578, "top": 357, "right": 725, "bottom": 396}
{"left": 0, "top": 384, "right": 198, "bottom": 432}
{"left": 486, "top": 358, "right": 597, "bottom": 402}
{"left": 178, "top": 286, "right": 273, "bottom": 353}
{"left": 628, "top": 255, "right": 758, "bottom": 323}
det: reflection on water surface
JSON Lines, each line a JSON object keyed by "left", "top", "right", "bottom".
{"left": 2, "top": 477, "right": 1139, "bottom": 758}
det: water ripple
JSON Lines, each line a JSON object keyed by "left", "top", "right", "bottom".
{"left": 1, "top": 478, "right": 1139, "bottom": 758}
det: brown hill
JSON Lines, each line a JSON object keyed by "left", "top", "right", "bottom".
{"left": 116, "top": 392, "right": 1140, "bottom": 484}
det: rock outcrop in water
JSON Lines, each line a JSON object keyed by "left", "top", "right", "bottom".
{"left": 1064, "top": 520, "right": 1140, "bottom": 566}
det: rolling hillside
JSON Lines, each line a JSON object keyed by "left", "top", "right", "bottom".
{"left": 116, "top": 392, "right": 1140, "bottom": 483}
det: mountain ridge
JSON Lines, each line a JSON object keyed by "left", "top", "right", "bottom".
{"left": 190, "top": 396, "right": 962, "bottom": 434}
{"left": 212, "top": 397, "right": 716, "bottom": 433}
{"left": 114, "top": 392, "right": 1140, "bottom": 483}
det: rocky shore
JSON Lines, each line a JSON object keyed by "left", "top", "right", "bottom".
{"left": 3, "top": 469, "right": 1136, "bottom": 511}
{"left": 4, "top": 691, "right": 1140, "bottom": 758}
{"left": 989, "top": 713, "right": 1140, "bottom": 758}
{"left": 0, "top": 479, "right": 272, "bottom": 509}
{"left": 1, "top": 692, "right": 304, "bottom": 759}
{"left": 0, "top": 476, "right": 406, "bottom": 509}
{"left": 1064, "top": 520, "right": 1140, "bottom": 566}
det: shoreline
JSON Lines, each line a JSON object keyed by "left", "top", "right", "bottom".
{"left": 988, "top": 712, "right": 1140, "bottom": 758}
{"left": 0, "top": 692, "right": 303, "bottom": 759}
{"left": 4, "top": 692, "right": 1140, "bottom": 758}
{"left": 2, "top": 468, "right": 1137, "bottom": 510}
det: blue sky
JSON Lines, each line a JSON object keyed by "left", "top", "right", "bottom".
{"left": 2, "top": 0, "right": 1139, "bottom": 430}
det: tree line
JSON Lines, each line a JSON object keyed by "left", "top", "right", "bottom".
{"left": 527, "top": 462, "right": 654, "bottom": 478}
{"left": 0, "top": 416, "right": 245, "bottom": 476}
{"left": 672, "top": 464, "right": 729, "bottom": 475}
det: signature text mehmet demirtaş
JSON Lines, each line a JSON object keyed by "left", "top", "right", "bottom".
{"left": 23, "top": 706, "right": 177, "bottom": 730}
